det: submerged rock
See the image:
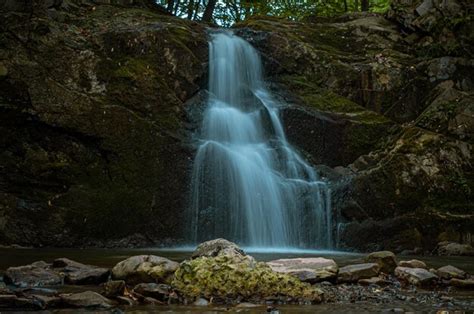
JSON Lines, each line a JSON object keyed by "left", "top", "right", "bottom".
{"left": 394, "top": 267, "right": 438, "bottom": 286}
{"left": 399, "top": 259, "right": 427, "bottom": 269}
{"left": 61, "top": 291, "right": 113, "bottom": 309}
{"left": 365, "top": 251, "right": 397, "bottom": 273}
{"left": 111, "top": 255, "right": 179, "bottom": 285}
{"left": 4, "top": 262, "right": 63, "bottom": 287}
{"left": 338, "top": 263, "right": 381, "bottom": 283}
{"left": 267, "top": 257, "right": 338, "bottom": 283}
{"left": 437, "top": 265, "right": 467, "bottom": 280}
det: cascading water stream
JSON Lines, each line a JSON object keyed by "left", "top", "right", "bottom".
{"left": 189, "top": 31, "right": 332, "bottom": 249}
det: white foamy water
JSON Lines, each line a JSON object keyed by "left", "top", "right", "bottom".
{"left": 189, "top": 32, "right": 332, "bottom": 249}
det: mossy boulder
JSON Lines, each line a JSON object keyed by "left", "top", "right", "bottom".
{"left": 172, "top": 245, "right": 323, "bottom": 304}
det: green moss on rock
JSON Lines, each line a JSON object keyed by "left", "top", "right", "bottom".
{"left": 172, "top": 253, "right": 323, "bottom": 303}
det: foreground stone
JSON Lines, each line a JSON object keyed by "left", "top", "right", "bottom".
{"left": 450, "top": 278, "right": 474, "bottom": 289}
{"left": 267, "top": 258, "right": 338, "bottom": 283}
{"left": 338, "top": 263, "right": 381, "bottom": 283}
{"left": 53, "top": 258, "right": 110, "bottom": 285}
{"left": 437, "top": 242, "right": 474, "bottom": 256}
{"left": 101, "top": 280, "right": 126, "bottom": 298}
{"left": 0, "top": 295, "right": 43, "bottom": 310}
{"left": 61, "top": 291, "right": 113, "bottom": 309}
{"left": 4, "top": 262, "right": 63, "bottom": 287}
{"left": 394, "top": 267, "right": 438, "bottom": 286}
{"left": 358, "top": 277, "right": 390, "bottom": 286}
{"left": 191, "top": 238, "right": 245, "bottom": 259}
{"left": 399, "top": 259, "right": 427, "bottom": 269}
{"left": 173, "top": 240, "right": 323, "bottom": 303}
{"left": 365, "top": 251, "right": 398, "bottom": 274}
{"left": 133, "top": 283, "right": 171, "bottom": 301}
{"left": 111, "top": 255, "right": 179, "bottom": 285}
{"left": 437, "top": 265, "right": 467, "bottom": 280}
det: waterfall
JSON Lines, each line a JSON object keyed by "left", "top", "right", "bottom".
{"left": 189, "top": 31, "right": 332, "bottom": 249}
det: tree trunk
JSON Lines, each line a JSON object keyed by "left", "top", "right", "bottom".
{"left": 202, "top": 0, "right": 217, "bottom": 22}
{"left": 344, "top": 0, "right": 348, "bottom": 12}
{"left": 166, "top": 0, "right": 174, "bottom": 12}
{"left": 361, "top": 0, "right": 369, "bottom": 11}
{"left": 187, "top": 0, "right": 194, "bottom": 19}
{"left": 354, "top": 0, "right": 359, "bottom": 11}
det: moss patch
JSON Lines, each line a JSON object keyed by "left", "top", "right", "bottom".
{"left": 172, "top": 254, "right": 323, "bottom": 303}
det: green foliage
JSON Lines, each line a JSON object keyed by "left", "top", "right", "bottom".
{"left": 157, "top": 0, "right": 391, "bottom": 26}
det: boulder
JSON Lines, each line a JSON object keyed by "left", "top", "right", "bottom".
{"left": 173, "top": 242, "right": 322, "bottom": 303}
{"left": 191, "top": 238, "right": 245, "bottom": 259}
{"left": 60, "top": 291, "right": 113, "bottom": 308}
{"left": 365, "top": 251, "right": 397, "bottom": 273}
{"left": 394, "top": 267, "right": 438, "bottom": 286}
{"left": 53, "top": 258, "right": 110, "bottom": 285}
{"left": 101, "top": 280, "right": 126, "bottom": 298}
{"left": 398, "top": 259, "right": 427, "bottom": 269}
{"left": 437, "top": 265, "right": 467, "bottom": 280}
{"left": 450, "top": 278, "right": 474, "bottom": 289}
{"left": 437, "top": 242, "right": 474, "bottom": 256}
{"left": 4, "top": 262, "right": 63, "bottom": 287}
{"left": 338, "top": 263, "right": 381, "bottom": 283}
{"left": 267, "top": 257, "right": 338, "bottom": 283}
{"left": 133, "top": 283, "right": 171, "bottom": 301}
{"left": 0, "top": 295, "right": 43, "bottom": 310}
{"left": 111, "top": 255, "right": 179, "bottom": 285}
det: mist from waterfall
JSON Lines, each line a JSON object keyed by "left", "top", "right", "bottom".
{"left": 189, "top": 31, "right": 332, "bottom": 249}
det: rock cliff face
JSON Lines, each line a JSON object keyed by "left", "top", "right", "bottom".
{"left": 0, "top": 0, "right": 472, "bottom": 251}
{"left": 0, "top": 0, "right": 208, "bottom": 246}
{"left": 235, "top": 0, "right": 473, "bottom": 252}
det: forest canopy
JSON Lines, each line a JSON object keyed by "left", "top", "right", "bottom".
{"left": 157, "top": 0, "right": 391, "bottom": 26}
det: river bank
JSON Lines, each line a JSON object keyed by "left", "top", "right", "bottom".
{"left": 1, "top": 239, "right": 473, "bottom": 312}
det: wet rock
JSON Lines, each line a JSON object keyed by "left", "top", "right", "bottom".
{"left": 0, "top": 295, "right": 43, "bottom": 310}
{"left": 365, "top": 251, "right": 397, "bottom": 274}
{"left": 132, "top": 283, "right": 170, "bottom": 301}
{"left": 394, "top": 267, "right": 438, "bottom": 286}
{"left": 4, "top": 262, "right": 63, "bottom": 287}
{"left": 111, "top": 255, "right": 179, "bottom": 285}
{"left": 398, "top": 259, "right": 427, "bottom": 269}
{"left": 437, "top": 242, "right": 474, "bottom": 256}
{"left": 116, "top": 296, "right": 135, "bottom": 306}
{"left": 61, "top": 291, "right": 113, "bottom": 308}
{"left": 437, "top": 265, "right": 467, "bottom": 280}
{"left": 30, "top": 294, "right": 61, "bottom": 308}
{"left": 358, "top": 277, "right": 390, "bottom": 286}
{"left": 101, "top": 280, "right": 126, "bottom": 298}
{"left": 53, "top": 258, "right": 110, "bottom": 285}
{"left": 193, "top": 298, "right": 209, "bottom": 306}
{"left": 338, "top": 263, "right": 381, "bottom": 283}
{"left": 267, "top": 257, "right": 338, "bottom": 283}
{"left": 450, "top": 278, "right": 474, "bottom": 289}
{"left": 191, "top": 238, "right": 245, "bottom": 259}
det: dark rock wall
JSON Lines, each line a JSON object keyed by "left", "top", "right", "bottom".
{"left": 0, "top": 0, "right": 472, "bottom": 252}
{"left": 0, "top": 1, "right": 208, "bottom": 246}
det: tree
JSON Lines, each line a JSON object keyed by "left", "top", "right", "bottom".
{"left": 361, "top": 0, "right": 369, "bottom": 11}
{"left": 202, "top": 0, "right": 217, "bottom": 22}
